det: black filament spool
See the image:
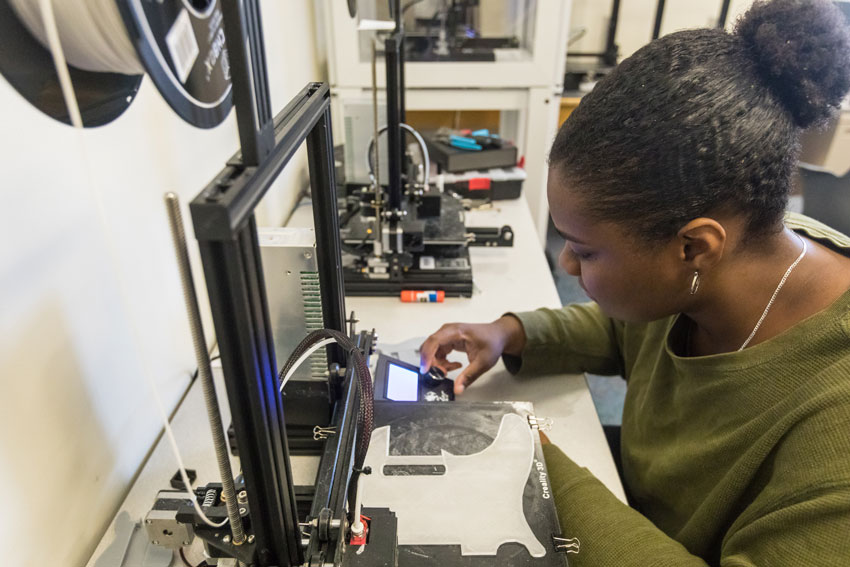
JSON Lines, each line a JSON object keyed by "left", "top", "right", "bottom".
{"left": 117, "top": 0, "right": 232, "bottom": 128}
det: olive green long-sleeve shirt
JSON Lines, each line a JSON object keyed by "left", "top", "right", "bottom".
{"left": 508, "top": 215, "right": 850, "bottom": 566}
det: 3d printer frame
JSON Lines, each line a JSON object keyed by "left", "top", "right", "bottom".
{"left": 190, "top": 82, "right": 365, "bottom": 567}
{"left": 186, "top": 3, "right": 364, "bottom": 566}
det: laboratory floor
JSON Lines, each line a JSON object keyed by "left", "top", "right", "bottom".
{"left": 545, "top": 220, "right": 627, "bottom": 426}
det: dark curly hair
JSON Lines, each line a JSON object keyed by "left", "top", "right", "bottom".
{"left": 549, "top": 0, "right": 850, "bottom": 243}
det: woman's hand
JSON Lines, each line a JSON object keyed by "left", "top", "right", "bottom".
{"left": 419, "top": 316, "right": 527, "bottom": 395}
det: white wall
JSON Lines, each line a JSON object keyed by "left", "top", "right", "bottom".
{"left": 569, "top": 0, "right": 757, "bottom": 62}
{"left": 0, "top": 2, "right": 322, "bottom": 566}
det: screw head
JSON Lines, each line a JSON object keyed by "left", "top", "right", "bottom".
{"left": 145, "top": 519, "right": 152, "bottom": 525}
{"left": 238, "top": 490, "right": 247, "bottom": 499}
{"left": 248, "top": 534, "right": 255, "bottom": 544}
{"left": 223, "top": 535, "right": 231, "bottom": 544}
{"left": 152, "top": 540, "right": 159, "bottom": 545}
{"left": 239, "top": 507, "right": 247, "bottom": 515}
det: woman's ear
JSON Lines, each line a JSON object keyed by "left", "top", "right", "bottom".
{"left": 676, "top": 218, "right": 727, "bottom": 271}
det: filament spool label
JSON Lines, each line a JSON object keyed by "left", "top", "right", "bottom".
{"left": 119, "top": 0, "right": 232, "bottom": 128}
{"left": 165, "top": 10, "right": 200, "bottom": 84}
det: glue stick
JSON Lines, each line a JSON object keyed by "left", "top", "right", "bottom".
{"left": 400, "top": 290, "right": 445, "bottom": 303}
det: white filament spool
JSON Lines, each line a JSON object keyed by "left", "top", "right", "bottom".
{"left": 1, "top": 0, "right": 232, "bottom": 128}
{"left": 8, "top": 0, "right": 145, "bottom": 75}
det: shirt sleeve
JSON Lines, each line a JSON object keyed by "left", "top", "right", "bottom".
{"left": 543, "top": 444, "right": 710, "bottom": 567}
{"left": 720, "top": 487, "right": 850, "bottom": 566}
{"left": 543, "top": 443, "right": 850, "bottom": 567}
{"left": 502, "top": 302, "right": 625, "bottom": 377}
{"left": 719, "top": 397, "right": 850, "bottom": 566}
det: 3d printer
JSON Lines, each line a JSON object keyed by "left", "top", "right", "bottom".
{"left": 354, "top": 0, "right": 531, "bottom": 63}
{"left": 336, "top": 1, "right": 515, "bottom": 298}
{"left": 140, "top": 3, "right": 567, "bottom": 566}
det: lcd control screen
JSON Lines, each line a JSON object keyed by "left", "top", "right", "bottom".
{"left": 386, "top": 363, "right": 419, "bottom": 402}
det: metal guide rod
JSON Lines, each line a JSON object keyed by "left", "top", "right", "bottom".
{"left": 372, "top": 37, "right": 383, "bottom": 257}
{"left": 652, "top": 0, "right": 666, "bottom": 40}
{"left": 383, "top": 0, "right": 406, "bottom": 228}
{"left": 384, "top": 33, "right": 403, "bottom": 216}
{"left": 163, "top": 193, "right": 246, "bottom": 545}
{"left": 718, "top": 0, "right": 732, "bottom": 28}
{"left": 393, "top": 0, "right": 406, "bottom": 123}
{"left": 605, "top": 0, "right": 621, "bottom": 66}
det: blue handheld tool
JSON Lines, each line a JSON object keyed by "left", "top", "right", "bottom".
{"left": 449, "top": 134, "right": 483, "bottom": 151}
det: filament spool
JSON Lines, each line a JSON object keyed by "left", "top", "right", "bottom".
{"left": 0, "top": 0, "right": 232, "bottom": 128}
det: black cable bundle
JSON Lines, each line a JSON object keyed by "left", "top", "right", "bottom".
{"left": 279, "top": 329, "right": 374, "bottom": 523}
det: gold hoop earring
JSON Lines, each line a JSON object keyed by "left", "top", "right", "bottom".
{"left": 689, "top": 271, "right": 701, "bottom": 295}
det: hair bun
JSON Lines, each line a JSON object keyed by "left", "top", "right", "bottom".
{"left": 735, "top": 0, "right": 850, "bottom": 128}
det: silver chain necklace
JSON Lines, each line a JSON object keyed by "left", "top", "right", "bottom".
{"left": 738, "top": 232, "right": 808, "bottom": 350}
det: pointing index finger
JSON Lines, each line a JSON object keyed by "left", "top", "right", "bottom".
{"left": 419, "top": 325, "right": 464, "bottom": 373}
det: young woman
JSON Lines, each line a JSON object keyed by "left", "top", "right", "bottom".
{"left": 419, "top": 0, "right": 850, "bottom": 564}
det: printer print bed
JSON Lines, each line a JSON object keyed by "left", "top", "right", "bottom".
{"left": 361, "top": 401, "right": 568, "bottom": 566}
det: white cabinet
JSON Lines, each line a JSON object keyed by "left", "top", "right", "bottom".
{"left": 322, "top": 0, "right": 573, "bottom": 241}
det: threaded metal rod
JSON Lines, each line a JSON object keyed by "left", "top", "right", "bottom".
{"left": 164, "top": 193, "right": 246, "bottom": 545}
